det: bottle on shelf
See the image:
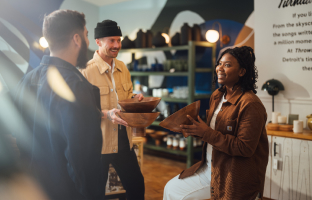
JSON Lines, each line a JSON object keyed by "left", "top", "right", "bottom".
{"left": 179, "top": 138, "right": 186, "bottom": 151}
{"left": 166, "top": 135, "right": 173, "bottom": 148}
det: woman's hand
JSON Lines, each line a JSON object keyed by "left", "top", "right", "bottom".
{"left": 180, "top": 115, "right": 209, "bottom": 138}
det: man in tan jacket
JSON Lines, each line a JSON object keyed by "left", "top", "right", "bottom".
{"left": 80, "top": 20, "right": 144, "bottom": 200}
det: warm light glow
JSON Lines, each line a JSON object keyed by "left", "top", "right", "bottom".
{"left": 39, "top": 37, "right": 49, "bottom": 48}
{"left": 205, "top": 30, "right": 219, "bottom": 43}
{"left": 47, "top": 66, "right": 76, "bottom": 102}
{"left": 162, "top": 33, "right": 170, "bottom": 44}
{"left": 120, "top": 37, "right": 124, "bottom": 41}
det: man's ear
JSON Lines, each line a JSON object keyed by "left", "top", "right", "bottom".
{"left": 95, "top": 39, "right": 101, "bottom": 47}
{"left": 73, "top": 33, "right": 81, "bottom": 48}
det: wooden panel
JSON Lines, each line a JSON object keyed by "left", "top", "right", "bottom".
{"left": 263, "top": 136, "right": 272, "bottom": 198}
{"left": 270, "top": 136, "right": 312, "bottom": 200}
{"left": 267, "top": 129, "right": 312, "bottom": 141}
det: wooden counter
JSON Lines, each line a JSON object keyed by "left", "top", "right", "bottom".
{"left": 267, "top": 129, "right": 312, "bottom": 140}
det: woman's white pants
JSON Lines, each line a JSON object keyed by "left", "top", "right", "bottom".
{"left": 163, "top": 145, "right": 212, "bottom": 200}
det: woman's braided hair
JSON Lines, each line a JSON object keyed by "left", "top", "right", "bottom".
{"left": 213, "top": 46, "right": 258, "bottom": 94}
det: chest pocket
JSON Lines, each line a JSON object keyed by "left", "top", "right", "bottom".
{"left": 99, "top": 86, "right": 109, "bottom": 109}
{"left": 224, "top": 118, "right": 237, "bottom": 135}
{"left": 117, "top": 82, "right": 132, "bottom": 101}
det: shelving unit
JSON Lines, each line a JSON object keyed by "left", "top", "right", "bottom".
{"left": 119, "top": 41, "right": 216, "bottom": 168}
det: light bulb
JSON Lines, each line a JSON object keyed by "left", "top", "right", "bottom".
{"left": 205, "top": 30, "right": 219, "bottom": 43}
{"left": 161, "top": 33, "right": 170, "bottom": 44}
{"left": 39, "top": 37, "right": 49, "bottom": 48}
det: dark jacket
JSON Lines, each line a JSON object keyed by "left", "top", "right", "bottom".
{"left": 179, "top": 86, "right": 269, "bottom": 200}
{"left": 14, "top": 56, "right": 104, "bottom": 200}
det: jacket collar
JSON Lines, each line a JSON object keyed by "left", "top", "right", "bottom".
{"left": 214, "top": 85, "right": 244, "bottom": 105}
{"left": 41, "top": 55, "right": 76, "bottom": 71}
{"left": 93, "top": 50, "right": 122, "bottom": 74}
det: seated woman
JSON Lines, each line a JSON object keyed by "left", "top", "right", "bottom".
{"left": 163, "top": 46, "right": 269, "bottom": 200}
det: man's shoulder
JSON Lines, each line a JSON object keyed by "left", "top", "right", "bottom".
{"left": 82, "top": 58, "right": 99, "bottom": 73}
{"left": 114, "top": 58, "right": 128, "bottom": 71}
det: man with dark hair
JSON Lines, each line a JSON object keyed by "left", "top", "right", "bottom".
{"left": 14, "top": 10, "right": 104, "bottom": 200}
{"left": 80, "top": 20, "right": 145, "bottom": 200}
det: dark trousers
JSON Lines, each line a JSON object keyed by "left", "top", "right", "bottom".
{"left": 101, "top": 125, "right": 145, "bottom": 200}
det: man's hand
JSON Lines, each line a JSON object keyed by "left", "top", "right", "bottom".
{"left": 133, "top": 93, "right": 144, "bottom": 101}
{"left": 180, "top": 115, "right": 210, "bottom": 138}
{"left": 102, "top": 108, "right": 128, "bottom": 127}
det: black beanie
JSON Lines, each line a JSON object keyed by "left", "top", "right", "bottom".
{"left": 94, "top": 20, "right": 122, "bottom": 39}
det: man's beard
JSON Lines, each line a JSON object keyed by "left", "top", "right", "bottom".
{"left": 76, "top": 37, "right": 88, "bottom": 69}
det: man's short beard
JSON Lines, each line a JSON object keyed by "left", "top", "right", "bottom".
{"left": 76, "top": 36, "right": 88, "bottom": 69}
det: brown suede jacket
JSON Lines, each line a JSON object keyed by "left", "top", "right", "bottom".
{"left": 179, "top": 86, "right": 269, "bottom": 200}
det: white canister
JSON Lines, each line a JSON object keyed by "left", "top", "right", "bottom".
{"left": 293, "top": 120, "right": 303, "bottom": 133}
{"left": 172, "top": 137, "right": 179, "bottom": 149}
{"left": 277, "top": 116, "right": 287, "bottom": 124}
{"left": 179, "top": 138, "right": 186, "bottom": 150}
{"left": 272, "top": 112, "right": 281, "bottom": 124}
{"left": 166, "top": 136, "right": 172, "bottom": 148}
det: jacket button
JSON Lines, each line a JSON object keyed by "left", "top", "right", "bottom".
{"left": 113, "top": 149, "right": 116, "bottom": 152}
{"left": 114, "top": 128, "right": 116, "bottom": 131}
{"left": 111, "top": 89, "right": 113, "bottom": 92}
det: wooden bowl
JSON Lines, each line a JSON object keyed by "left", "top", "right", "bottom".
{"left": 117, "top": 112, "right": 160, "bottom": 136}
{"left": 149, "top": 131, "right": 168, "bottom": 146}
{"left": 118, "top": 97, "right": 161, "bottom": 113}
{"left": 159, "top": 101, "right": 200, "bottom": 135}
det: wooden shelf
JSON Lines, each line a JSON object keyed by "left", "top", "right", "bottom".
{"left": 119, "top": 41, "right": 214, "bottom": 53}
{"left": 123, "top": 41, "right": 216, "bottom": 168}
{"left": 267, "top": 129, "right": 312, "bottom": 140}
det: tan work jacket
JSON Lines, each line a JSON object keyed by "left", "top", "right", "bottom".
{"left": 80, "top": 51, "right": 135, "bottom": 154}
{"left": 179, "top": 86, "right": 269, "bottom": 200}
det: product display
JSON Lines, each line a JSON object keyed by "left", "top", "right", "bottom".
{"left": 118, "top": 97, "right": 161, "bottom": 136}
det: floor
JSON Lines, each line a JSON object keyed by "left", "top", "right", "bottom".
{"left": 142, "top": 154, "right": 186, "bottom": 200}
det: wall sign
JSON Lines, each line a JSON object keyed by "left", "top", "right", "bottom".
{"left": 255, "top": 0, "right": 312, "bottom": 98}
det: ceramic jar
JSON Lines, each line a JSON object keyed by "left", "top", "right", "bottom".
{"left": 121, "top": 36, "right": 135, "bottom": 49}
{"left": 167, "top": 135, "right": 173, "bottom": 148}
{"left": 152, "top": 32, "right": 166, "bottom": 47}
{"left": 135, "top": 29, "right": 146, "bottom": 48}
{"left": 179, "top": 138, "right": 186, "bottom": 150}
{"left": 181, "top": 23, "right": 192, "bottom": 45}
{"left": 192, "top": 24, "right": 201, "bottom": 41}
{"left": 307, "top": 114, "right": 312, "bottom": 130}
{"left": 171, "top": 32, "right": 181, "bottom": 46}
{"left": 146, "top": 30, "right": 153, "bottom": 48}
{"left": 172, "top": 137, "right": 179, "bottom": 149}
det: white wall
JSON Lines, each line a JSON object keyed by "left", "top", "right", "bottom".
{"left": 60, "top": 0, "right": 100, "bottom": 51}
{"left": 254, "top": 0, "right": 312, "bottom": 128}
